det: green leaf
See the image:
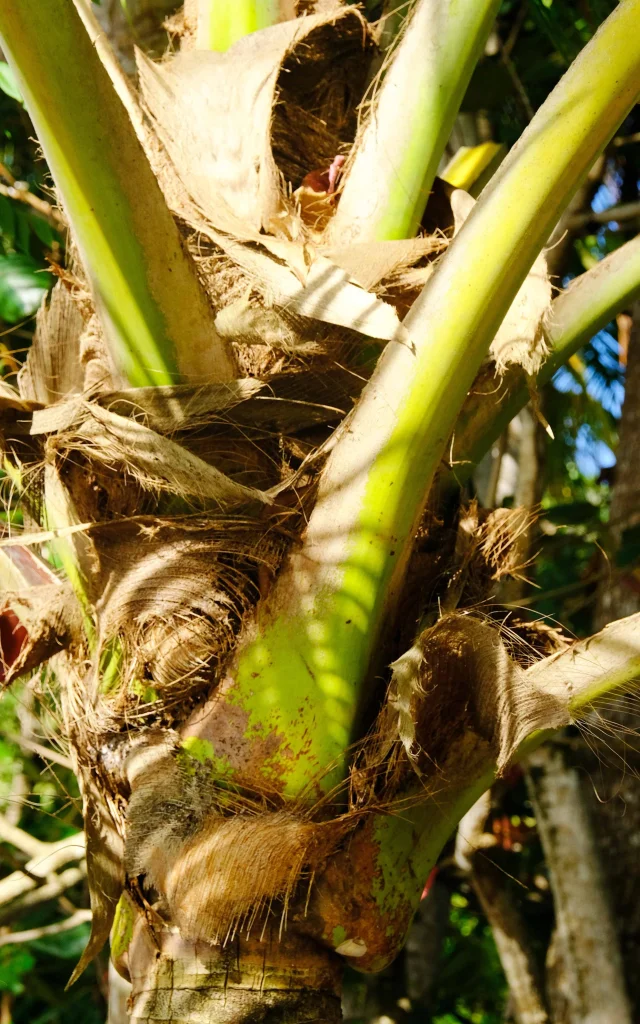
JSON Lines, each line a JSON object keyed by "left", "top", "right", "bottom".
{"left": 31, "top": 923, "right": 91, "bottom": 959}
{"left": 0, "top": 946, "right": 35, "bottom": 994}
{"left": 0, "top": 193, "right": 16, "bottom": 247}
{"left": 0, "top": 60, "right": 22, "bottom": 102}
{"left": 542, "top": 501, "right": 599, "bottom": 526}
{"left": 28, "top": 210, "right": 57, "bottom": 249}
{"left": 0, "top": 253, "right": 52, "bottom": 322}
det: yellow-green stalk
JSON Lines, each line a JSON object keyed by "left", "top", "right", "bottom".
{"left": 222, "top": 0, "right": 640, "bottom": 797}
{"left": 448, "top": 231, "right": 640, "bottom": 486}
{"left": 332, "top": 0, "right": 502, "bottom": 242}
{"left": 0, "top": 0, "right": 234, "bottom": 388}
{"left": 318, "top": 612, "right": 640, "bottom": 970}
{"left": 441, "top": 141, "right": 506, "bottom": 193}
{"left": 195, "top": 0, "right": 279, "bottom": 51}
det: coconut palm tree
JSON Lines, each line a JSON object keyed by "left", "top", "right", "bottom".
{"left": 1, "top": 1, "right": 640, "bottom": 1021}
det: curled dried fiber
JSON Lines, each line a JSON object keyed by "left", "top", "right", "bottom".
{"left": 125, "top": 745, "right": 347, "bottom": 944}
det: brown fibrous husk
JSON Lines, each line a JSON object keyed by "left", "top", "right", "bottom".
{"left": 123, "top": 740, "right": 349, "bottom": 944}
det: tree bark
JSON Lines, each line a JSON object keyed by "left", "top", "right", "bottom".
{"left": 126, "top": 920, "right": 343, "bottom": 1024}
{"left": 585, "top": 300, "right": 640, "bottom": 1017}
{"left": 108, "top": 961, "right": 131, "bottom": 1024}
{"left": 473, "top": 858, "right": 548, "bottom": 1024}
{"left": 527, "top": 744, "right": 632, "bottom": 1024}
{"left": 595, "top": 303, "right": 640, "bottom": 628}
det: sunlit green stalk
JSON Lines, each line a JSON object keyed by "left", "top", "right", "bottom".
{"left": 317, "top": 611, "right": 640, "bottom": 971}
{"left": 441, "top": 141, "right": 506, "bottom": 193}
{"left": 195, "top": 0, "right": 279, "bottom": 51}
{"left": 0, "top": 0, "right": 234, "bottom": 387}
{"left": 332, "top": 0, "right": 501, "bottom": 242}
{"left": 223, "top": 0, "right": 640, "bottom": 797}
{"left": 447, "top": 231, "right": 640, "bottom": 489}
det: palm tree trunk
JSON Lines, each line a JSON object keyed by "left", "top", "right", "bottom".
{"left": 456, "top": 795, "right": 549, "bottom": 1024}
{"left": 527, "top": 744, "right": 632, "bottom": 1024}
{"left": 595, "top": 303, "right": 640, "bottom": 627}
{"left": 126, "top": 921, "right": 343, "bottom": 1024}
{"left": 107, "top": 961, "right": 131, "bottom": 1024}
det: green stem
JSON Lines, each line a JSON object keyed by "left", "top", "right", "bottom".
{"left": 224, "top": 1, "right": 640, "bottom": 797}
{"left": 332, "top": 0, "right": 501, "bottom": 242}
{"left": 317, "top": 611, "right": 640, "bottom": 972}
{"left": 0, "top": 0, "right": 234, "bottom": 387}
{"left": 378, "top": 0, "right": 413, "bottom": 52}
{"left": 446, "top": 231, "right": 640, "bottom": 489}
{"left": 195, "top": 0, "right": 279, "bottom": 51}
{"left": 441, "top": 141, "right": 506, "bottom": 193}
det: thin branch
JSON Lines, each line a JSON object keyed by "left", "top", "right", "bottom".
{"left": 0, "top": 909, "right": 91, "bottom": 948}
{"left": 569, "top": 200, "right": 640, "bottom": 229}
{"left": 502, "top": 0, "right": 527, "bottom": 58}
{"left": 4, "top": 733, "right": 74, "bottom": 771}
{"left": 500, "top": 47, "right": 535, "bottom": 122}
{"left": 0, "top": 866, "right": 86, "bottom": 925}
{"left": 0, "top": 831, "right": 85, "bottom": 908}
{"left": 0, "top": 815, "right": 46, "bottom": 860}
{"left": 0, "top": 181, "right": 65, "bottom": 234}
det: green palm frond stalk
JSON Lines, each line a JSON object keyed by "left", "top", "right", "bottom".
{"left": 314, "top": 611, "right": 640, "bottom": 971}
{"left": 223, "top": 0, "right": 640, "bottom": 797}
{"left": 449, "top": 231, "right": 640, "bottom": 486}
{"left": 195, "top": 0, "right": 279, "bottom": 50}
{"left": 332, "top": 0, "right": 502, "bottom": 242}
{"left": 0, "top": 0, "right": 235, "bottom": 387}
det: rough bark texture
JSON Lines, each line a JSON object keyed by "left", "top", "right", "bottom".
{"left": 473, "top": 858, "right": 548, "bottom": 1024}
{"left": 126, "top": 921, "right": 343, "bottom": 1024}
{"left": 527, "top": 744, "right": 632, "bottom": 1024}
{"left": 595, "top": 305, "right": 640, "bottom": 628}
{"left": 587, "top": 301, "right": 640, "bottom": 1017}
